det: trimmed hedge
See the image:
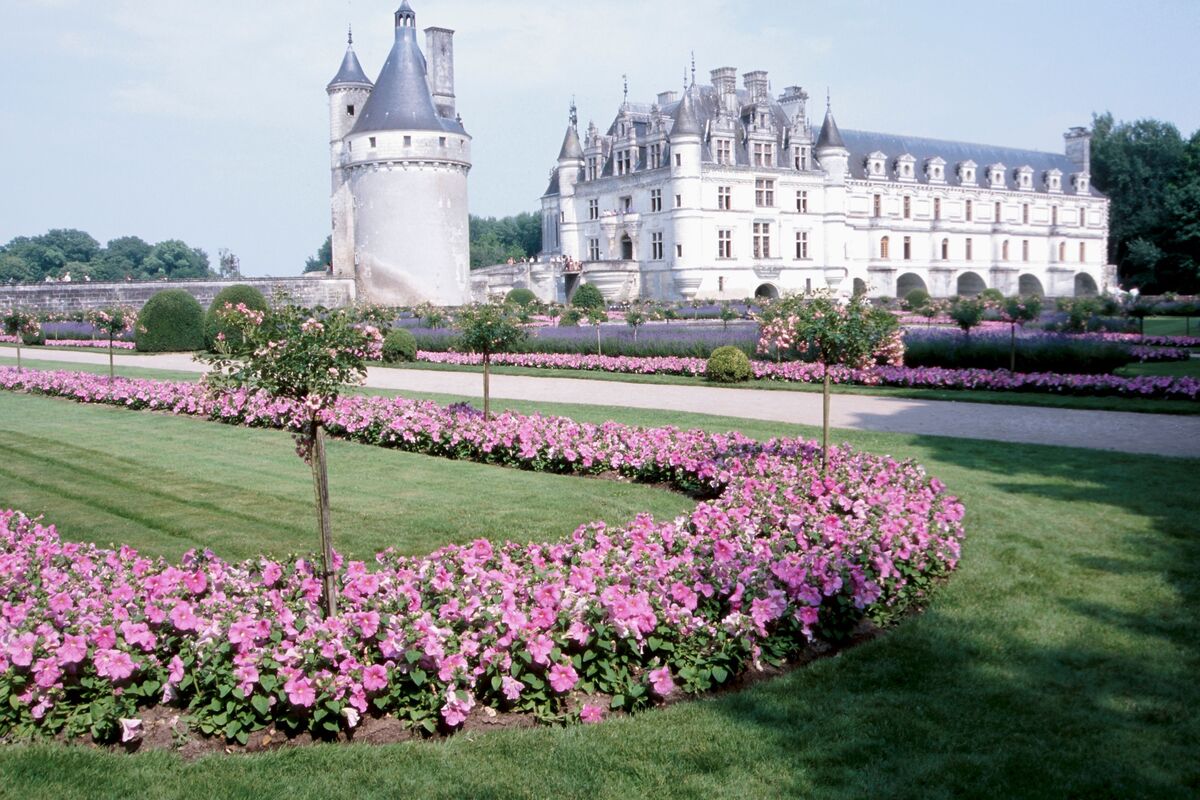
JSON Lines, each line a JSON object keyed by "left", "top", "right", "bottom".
{"left": 570, "top": 283, "right": 606, "bottom": 310}
{"left": 382, "top": 328, "right": 418, "bottom": 363}
{"left": 505, "top": 288, "right": 538, "bottom": 307}
{"left": 706, "top": 345, "right": 752, "bottom": 383}
{"left": 204, "top": 285, "right": 268, "bottom": 350}
{"left": 136, "top": 290, "right": 205, "bottom": 353}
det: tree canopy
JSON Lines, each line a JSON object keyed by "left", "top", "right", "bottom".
{"left": 1091, "top": 112, "right": 1200, "bottom": 293}
{"left": 469, "top": 212, "right": 541, "bottom": 268}
{"left": 0, "top": 229, "right": 216, "bottom": 283}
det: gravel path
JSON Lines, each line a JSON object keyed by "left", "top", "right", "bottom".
{"left": 9, "top": 347, "right": 1200, "bottom": 458}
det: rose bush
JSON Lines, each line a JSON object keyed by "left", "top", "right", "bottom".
{"left": 0, "top": 367, "right": 964, "bottom": 744}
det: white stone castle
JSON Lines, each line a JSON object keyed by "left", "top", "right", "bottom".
{"left": 326, "top": 1, "right": 470, "bottom": 306}
{"left": 534, "top": 67, "right": 1113, "bottom": 302}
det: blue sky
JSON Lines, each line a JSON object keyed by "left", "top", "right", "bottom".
{"left": 2, "top": 0, "right": 1198, "bottom": 276}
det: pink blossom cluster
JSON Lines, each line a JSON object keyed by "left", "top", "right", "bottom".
{"left": 0, "top": 367, "right": 964, "bottom": 742}
{"left": 0, "top": 337, "right": 138, "bottom": 350}
{"left": 410, "top": 351, "right": 1200, "bottom": 401}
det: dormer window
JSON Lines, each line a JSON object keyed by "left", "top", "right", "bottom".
{"left": 616, "top": 149, "right": 633, "bottom": 176}
{"left": 648, "top": 143, "right": 663, "bottom": 169}
{"left": 1015, "top": 165, "right": 1034, "bottom": 191}
{"left": 989, "top": 164, "right": 1007, "bottom": 189}
{"left": 958, "top": 160, "right": 977, "bottom": 185}
{"left": 793, "top": 145, "right": 810, "bottom": 170}
{"left": 866, "top": 151, "right": 887, "bottom": 179}
{"left": 1072, "top": 173, "right": 1090, "bottom": 194}
{"left": 925, "top": 157, "right": 946, "bottom": 183}
{"left": 752, "top": 143, "right": 774, "bottom": 167}
{"left": 896, "top": 153, "right": 917, "bottom": 181}
{"left": 715, "top": 139, "right": 733, "bottom": 165}
{"left": 1046, "top": 169, "right": 1063, "bottom": 193}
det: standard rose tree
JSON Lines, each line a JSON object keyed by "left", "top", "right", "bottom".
{"left": 200, "top": 301, "right": 382, "bottom": 616}
{"left": 454, "top": 301, "right": 527, "bottom": 420}
{"left": 87, "top": 305, "right": 137, "bottom": 381}
{"left": 2, "top": 308, "right": 41, "bottom": 374}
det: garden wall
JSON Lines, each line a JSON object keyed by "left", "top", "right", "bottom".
{"left": 0, "top": 277, "right": 356, "bottom": 313}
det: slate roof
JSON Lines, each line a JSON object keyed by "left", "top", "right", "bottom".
{"left": 327, "top": 46, "right": 373, "bottom": 91}
{"left": 815, "top": 107, "right": 845, "bottom": 150}
{"left": 558, "top": 124, "right": 584, "bottom": 160}
{"left": 350, "top": 24, "right": 465, "bottom": 135}
{"left": 838, "top": 129, "right": 1099, "bottom": 196}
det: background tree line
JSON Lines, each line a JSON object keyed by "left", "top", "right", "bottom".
{"left": 1091, "top": 112, "right": 1200, "bottom": 293}
{"left": 304, "top": 212, "right": 542, "bottom": 274}
{"left": 0, "top": 229, "right": 222, "bottom": 283}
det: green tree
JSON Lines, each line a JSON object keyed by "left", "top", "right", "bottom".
{"left": 999, "top": 295, "right": 1043, "bottom": 372}
{"left": 143, "top": 240, "right": 212, "bottom": 280}
{"left": 949, "top": 298, "right": 986, "bottom": 337}
{"left": 87, "top": 306, "right": 137, "bottom": 380}
{"left": 455, "top": 301, "right": 527, "bottom": 420}
{"left": 94, "top": 236, "right": 153, "bottom": 280}
{"left": 304, "top": 236, "right": 332, "bottom": 273}
{"left": 201, "top": 303, "right": 383, "bottom": 617}
{"left": 2, "top": 308, "right": 41, "bottom": 374}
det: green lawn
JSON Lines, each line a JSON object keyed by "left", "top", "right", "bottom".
{"left": 1116, "top": 358, "right": 1200, "bottom": 379}
{"left": 1141, "top": 316, "right": 1199, "bottom": 337}
{"left": 0, "top": 376, "right": 1197, "bottom": 798}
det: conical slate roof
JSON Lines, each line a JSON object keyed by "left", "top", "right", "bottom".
{"left": 327, "top": 46, "right": 373, "bottom": 91}
{"left": 558, "top": 124, "right": 584, "bottom": 160}
{"left": 816, "top": 105, "right": 845, "bottom": 150}
{"left": 351, "top": 17, "right": 463, "bottom": 134}
{"left": 670, "top": 87, "right": 702, "bottom": 139}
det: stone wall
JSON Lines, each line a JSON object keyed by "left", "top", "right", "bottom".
{"left": 0, "top": 277, "right": 356, "bottom": 314}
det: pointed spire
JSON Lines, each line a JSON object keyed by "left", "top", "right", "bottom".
{"left": 348, "top": 25, "right": 353, "bottom": 46}
{"left": 690, "top": 51, "right": 696, "bottom": 86}
{"left": 815, "top": 92, "right": 845, "bottom": 150}
{"left": 353, "top": 1, "right": 451, "bottom": 133}
{"left": 327, "top": 29, "right": 373, "bottom": 91}
{"left": 559, "top": 100, "right": 584, "bottom": 161}
{"left": 622, "top": 74, "right": 629, "bottom": 107}
{"left": 670, "top": 85, "right": 702, "bottom": 139}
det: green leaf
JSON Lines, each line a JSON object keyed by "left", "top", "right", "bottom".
{"left": 610, "top": 694, "right": 625, "bottom": 709}
{"left": 411, "top": 669, "right": 427, "bottom": 687}
{"left": 711, "top": 666, "right": 729, "bottom": 684}
{"left": 250, "top": 695, "right": 270, "bottom": 716}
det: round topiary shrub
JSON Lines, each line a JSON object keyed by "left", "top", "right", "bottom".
{"left": 903, "top": 288, "right": 930, "bottom": 311}
{"left": 505, "top": 288, "right": 538, "bottom": 308}
{"left": 204, "top": 284, "right": 268, "bottom": 350}
{"left": 381, "top": 328, "right": 418, "bottom": 363}
{"left": 136, "top": 289, "right": 205, "bottom": 353}
{"left": 706, "top": 345, "right": 752, "bottom": 383}
{"left": 571, "top": 283, "right": 606, "bottom": 310}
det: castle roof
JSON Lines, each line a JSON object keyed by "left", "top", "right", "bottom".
{"left": 327, "top": 45, "right": 373, "bottom": 91}
{"left": 815, "top": 105, "right": 845, "bottom": 150}
{"left": 351, "top": 8, "right": 464, "bottom": 135}
{"left": 839, "top": 129, "right": 1102, "bottom": 196}
{"left": 670, "top": 87, "right": 702, "bottom": 139}
{"left": 558, "top": 124, "right": 584, "bottom": 161}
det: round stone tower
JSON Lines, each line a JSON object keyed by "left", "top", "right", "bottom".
{"left": 327, "top": 1, "right": 471, "bottom": 306}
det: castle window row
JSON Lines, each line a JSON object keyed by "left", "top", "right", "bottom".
{"left": 870, "top": 193, "right": 1092, "bottom": 227}
{"left": 876, "top": 236, "right": 1088, "bottom": 263}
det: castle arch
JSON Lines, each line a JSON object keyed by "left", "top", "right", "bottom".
{"left": 956, "top": 271, "right": 986, "bottom": 297}
{"left": 896, "top": 273, "right": 927, "bottom": 298}
{"left": 1074, "top": 272, "right": 1099, "bottom": 297}
{"left": 1018, "top": 274, "right": 1045, "bottom": 297}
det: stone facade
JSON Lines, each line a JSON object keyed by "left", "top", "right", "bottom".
{"left": 0, "top": 277, "right": 355, "bottom": 315}
{"left": 536, "top": 67, "right": 1112, "bottom": 302}
{"left": 326, "top": 2, "right": 471, "bottom": 307}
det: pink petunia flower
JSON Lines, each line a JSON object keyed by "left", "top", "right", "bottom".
{"left": 548, "top": 662, "right": 578, "bottom": 694}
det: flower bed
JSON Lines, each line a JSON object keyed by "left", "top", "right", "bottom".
{"left": 0, "top": 335, "right": 137, "bottom": 350}
{"left": 0, "top": 367, "right": 964, "bottom": 745}
{"left": 414, "top": 351, "right": 1200, "bottom": 401}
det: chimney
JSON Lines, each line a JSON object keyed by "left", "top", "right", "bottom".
{"left": 743, "top": 70, "right": 769, "bottom": 103}
{"left": 657, "top": 90, "right": 678, "bottom": 107}
{"left": 1064, "top": 126, "right": 1091, "bottom": 174}
{"left": 779, "top": 85, "right": 809, "bottom": 125}
{"left": 710, "top": 67, "right": 738, "bottom": 112}
{"left": 425, "top": 27, "right": 456, "bottom": 118}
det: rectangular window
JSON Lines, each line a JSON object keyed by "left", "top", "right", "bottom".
{"left": 651, "top": 232, "right": 664, "bottom": 260}
{"left": 794, "top": 146, "right": 810, "bottom": 170}
{"left": 620, "top": 195, "right": 632, "bottom": 213}
{"left": 1080, "top": 241, "right": 1086, "bottom": 261}
{"left": 755, "top": 179, "right": 775, "bottom": 207}
{"left": 347, "top": 105, "right": 355, "bottom": 116}
{"left": 752, "top": 142, "right": 774, "bottom": 167}
{"left": 1022, "top": 204, "right": 1030, "bottom": 224}
{"left": 649, "top": 143, "right": 662, "bottom": 169}
{"left": 439, "top": 136, "right": 447, "bottom": 147}
{"left": 718, "top": 229, "right": 733, "bottom": 259}
{"left": 995, "top": 201, "right": 1003, "bottom": 222}
{"left": 796, "top": 190, "right": 809, "bottom": 213}
{"left": 587, "top": 157, "right": 599, "bottom": 181}
{"left": 1052, "top": 206, "right": 1058, "bottom": 226}
{"left": 588, "top": 199, "right": 598, "bottom": 220}
{"left": 616, "top": 150, "right": 632, "bottom": 176}
{"left": 965, "top": 199, "right": 973, "bottom": 221}
{"left": 718, "top": 276, "right": 725, "bottom": 292}
{"left": 718, "top": 186, "right": 732, "bottom": 211}
{"left": 1078, "top": 208, "right": 1087, "bottom": 227}
{"left": 903, "top": 236, "right": 912, "bottom": 260}
{"left": 903, "top": 196, "right": 912, "bottom": 219}
{"left": 934, "top": 198, "right": 941, "bottom": 220}
{"left": 795, "top": 230, "right": 809, "bottom": 260}
{"left": 650, "top": 189, "right": 662, "bottom": 213}
{"left": 675, "top": 153, "right": 682, "bottom": 167}
{"left": 1022, "top": 240, "right": 1029, "bottom": 261}
{"left": 675, "top": 194, "right": 682, "bottom": 209}
{"left": 369, "top": 136, "right": 377, "bottom": 148}
{"left": 873, "top": 194, "right": 882, "bottom": 217}
{"left": 403, "top": 135, "right": 412, "bottom": 146}
{"left": 676, "top": 243, "right": 683, "bottom": 257}
{"left": 588, "top": 239, "right": 600, "bottom": 260}
{"left": 715, "top": 139, "right": 733, "bottom": 165}
{"left": 753, "top": 222, "right": 771, "bottom": 259}
{"left": 966, "top": 237, "right": 973, "bottom": 261}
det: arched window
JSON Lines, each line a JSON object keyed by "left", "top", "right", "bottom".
{"left": 1022, "top": 240, "right": 1029, "bottom": 262}
{"left": 880, "top": 236, "right": 890, "bottom": 259}
{"left": 941, "top": 238, "right": 950, "bottom": 260}
{"left": 1058, "top": 242, "right": 1066, "bottom": 262}
{"left": 1002, "top": 240, "right": 1010, "bottom": 261}
{"left": 1079, "top": 242, "right": 1086, "bottom": 262}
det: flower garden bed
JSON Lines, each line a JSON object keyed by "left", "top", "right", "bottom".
{"left": 0, "top": 367, "right": 964, "bottom": 749}
{"left": 0, "top": 335, "right": 137, "bottom": 350}
{"left": 413, "top": 351, "right": 1200, "bottom": 401}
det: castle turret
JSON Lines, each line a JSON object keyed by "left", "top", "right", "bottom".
{"left": 327, "top": 29, "right": 373, "bottom": 278}
{"left": 332, "top": 1, "right": 472, "bottom": 305}
{"left": 814, "top": 97, "right": 849, "bottom": 293}
{"left": 670, "top": 86, "right": 704, "bottom": 288}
